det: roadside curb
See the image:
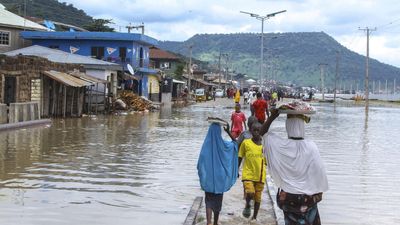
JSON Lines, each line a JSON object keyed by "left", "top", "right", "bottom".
{"left": 0, "top": 119, "right": 52, "bottom": 132}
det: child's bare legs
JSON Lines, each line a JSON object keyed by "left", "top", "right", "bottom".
{"left": 252, "top": 202, "right": 260, "bottom": 220}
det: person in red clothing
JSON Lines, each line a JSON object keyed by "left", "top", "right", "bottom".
{"left": 252, "top": 92, "right": 269, "bottom": 123}
{"left": 231, "top": 103, "right": 247, "bottom": 139}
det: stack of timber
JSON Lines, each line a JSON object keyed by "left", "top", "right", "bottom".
{"left": 118, "top": 91, "right": 155, "bottom": 111}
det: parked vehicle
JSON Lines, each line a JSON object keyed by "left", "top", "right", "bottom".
{"left": 195, "top": 88, "right": 206, "bottom": 102}
{"left": 215, "top": 89, "right": 224, "bottom": 97}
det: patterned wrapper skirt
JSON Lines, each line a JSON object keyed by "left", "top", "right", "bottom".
{"left": 277, "top": 189, "right": 323, "bottom": 225}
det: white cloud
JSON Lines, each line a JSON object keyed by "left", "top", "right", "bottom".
{"left": 63, "top": 0, "right": 400, "bottom": 67}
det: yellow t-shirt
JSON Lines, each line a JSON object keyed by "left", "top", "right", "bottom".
{"left": 239, "top": 139, "right": 267, "bottom": 183}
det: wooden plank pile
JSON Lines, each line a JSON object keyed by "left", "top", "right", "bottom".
{"left": 118, "top": 91, "right": 155, "bottom": 111}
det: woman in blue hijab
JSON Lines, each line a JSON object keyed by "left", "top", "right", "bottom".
{"left": 197, "top": 122, "right": 238, "bottom": 225}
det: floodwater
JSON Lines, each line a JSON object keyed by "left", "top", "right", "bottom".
{"left": 0, "top": 102, "right": 399, "bottom": 224}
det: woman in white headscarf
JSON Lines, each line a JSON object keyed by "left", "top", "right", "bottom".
{"left": 260, "top": 109, "right": 328, "bottom": 225}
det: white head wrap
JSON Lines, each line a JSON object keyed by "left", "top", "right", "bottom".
{"left": 286, "top": 118, "right": 305, "bottom": 138}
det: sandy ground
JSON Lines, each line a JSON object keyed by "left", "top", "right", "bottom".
{"left": 194, "top": 97, "right": 277, "bottom": 225}
{"left": 195, "top": 179, "right": 277, "bottom": 225}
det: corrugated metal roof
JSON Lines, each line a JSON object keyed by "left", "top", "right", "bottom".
{"left": 150, "top": 47, "right": 180, "bottom": 60}
{"left": 0, "top": 6, "right": 48, "bottom": 31}
{"left": 20, "top": 31, "right": 158, "bottom": 46}
{"left": 69, "top": 72, "right": 109, "bottom": 84}
{"left": 5, "top": 45, "right": 120, "bottom": 70}
{"left": 44, "top": 71, "right": 93, "bottom": 87}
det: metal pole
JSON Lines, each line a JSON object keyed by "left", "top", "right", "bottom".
{"left": 365, "top": 29, "right": 370, "bottom": 110}
{"left": 393, "top": 78, "right": 396, "bottom": 94}
{"left": 260, "top": 18, "right": 264, "bottom": 88}
{"left": 188, "top": 45, "right": 192, "bottom": 96}
{"left": 218, "top": 52, "right": 221, "bottom": 88}
{"left": 334, "top": 51, "right": 339, "bottom": 102}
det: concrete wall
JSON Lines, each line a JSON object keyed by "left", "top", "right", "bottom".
{"left": 0, "top": 104, "right": 7, "bottom": 124}
{"left": 8, "top": 102, "right": 40, "bottom": 123}
{"left": 0, "top": 26, "right": 32, "bottom": 53}
{"left": 31, "top": 39, "right": 150, "bottom": 68}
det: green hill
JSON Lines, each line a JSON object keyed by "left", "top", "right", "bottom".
{"left": 159, "top": 32, "right": 400, "bottom": 87}
{"left": 0, "top": 0, "right": 93, "bottom": 27}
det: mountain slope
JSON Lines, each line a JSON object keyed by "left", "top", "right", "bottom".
{"left": 159, "top": 32, "right": 400, "bottom": 87}
{"left": 0, "top": 0, "right": 93, "bottom": 27}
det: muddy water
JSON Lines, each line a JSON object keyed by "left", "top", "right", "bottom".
{"left": 0, "top": 103, "right": 399, "bottom": 224}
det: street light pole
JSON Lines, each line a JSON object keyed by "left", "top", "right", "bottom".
{"left": 188, "top": 45, "right": 193, "bottom": 96}
{"left": 240, "top": 10, "right": 286, "bottom": 90}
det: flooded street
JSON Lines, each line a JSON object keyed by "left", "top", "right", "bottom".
{"left": 0, "top": 101, "right": 400, "bottom": 224}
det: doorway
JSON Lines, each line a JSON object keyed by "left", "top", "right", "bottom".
{"left": 4, "top": 76, "right": 16, "bottom": 105}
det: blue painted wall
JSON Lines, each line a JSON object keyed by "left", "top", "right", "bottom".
{"left": 31, "top": 39, "right": 150, "bottom": 68}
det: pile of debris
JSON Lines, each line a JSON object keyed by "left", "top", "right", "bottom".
{"left": 115, "top": 91, "right": 155, "bottom": 111}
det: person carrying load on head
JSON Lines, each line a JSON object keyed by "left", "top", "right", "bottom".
{"left": 197, "top": 119, "right": 238, "bottom": 225}
{"left": 260, "top": 109, "right": 328, "bottom": 225}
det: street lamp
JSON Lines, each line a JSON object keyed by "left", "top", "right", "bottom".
{"left": 240, "top": 10, "right": 286, "bottom": 89}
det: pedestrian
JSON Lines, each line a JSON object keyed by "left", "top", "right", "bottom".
{"left": 212, "top": 89, "right": 216, "bottom": 101}
{"left": 197, "top": 121, "right": 238, "bottom": 225}
{"left": 234, "top": 89, "right": 241, "bottom": 103}
{"left": 236, "top": 116, "right": 257, "bottom": 149}
{"left": 243, "top": 90, "right": 249, "bottom": 104}
{"left": 238, "top": 122, "right": 266, "bottom": 221}
{"left": 252, "top": 92, "right": 269, "bottom": 123}
{"left": 231, "top": 103, "right": 246, "bottom": 139}
{"left": 260, "top": 110, "right": 329, "bottom": 225}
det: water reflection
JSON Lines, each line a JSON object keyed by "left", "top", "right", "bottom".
{"left": 0, "top": 104, "right": 400, "bottom": 225}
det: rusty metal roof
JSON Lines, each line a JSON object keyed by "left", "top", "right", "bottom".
{"left": 69, "top": 71, "right": 109, "bottom": 84}
{"left": 44, "top": 71, "right": 93, "bottom": 87}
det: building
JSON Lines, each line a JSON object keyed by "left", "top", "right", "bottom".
{"left": 0, "top": 54, "right": 107, "bottom": 118}
{"left": 20, "top": 31, "right": 160, "bottom": 101}
{"left": 149, "top": 46, "right": 181, "bottom": 77}
{"left": 4, "top": 45, "right": 120, "bottom": 112}
{"left": 0, "top": 4, "right": 48, "bottom": 53}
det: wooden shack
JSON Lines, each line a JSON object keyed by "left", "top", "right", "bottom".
{"left": 0, "top": 55, "right": 105, "bottom": 117}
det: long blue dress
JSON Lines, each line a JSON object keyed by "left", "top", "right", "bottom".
{"left": 197, "top": 123, "right": 238, "bottom": 194}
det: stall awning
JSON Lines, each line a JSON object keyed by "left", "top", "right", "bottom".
{"left": 44, "top": 70, "right": 93, "bottom": 87}
{"left": 173, "top": 79, "right": 185, "bottom": 84}
{"left": 70, "top": 72, "right": 109, "bottom": 84}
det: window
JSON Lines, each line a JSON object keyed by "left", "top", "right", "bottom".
{"left": 139, "top": 47, "right": 144, "bottom": 67}
{"left": 119, "top": 47, "right": 127, "bottom": 62}
{"left": 91, "top": 46, "right": 105, "bottom": 60}
{"left": 0, "top": 31, "right": 10, "bottom": 46}
{"left": 160, "top": 62, "right": 171, "bottom": 69}
{"left": 49, "top": 45, "right": 59, "bottom": 49}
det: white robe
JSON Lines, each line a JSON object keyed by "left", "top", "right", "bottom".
{"left": 263, "top": 130, "right": 329, "bottom": 195}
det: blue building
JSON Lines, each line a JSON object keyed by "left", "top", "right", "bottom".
{"left": 20, "top": 31, "right": 160, "bottom": 101}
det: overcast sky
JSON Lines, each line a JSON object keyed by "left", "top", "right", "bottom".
{"left": 63, "top": 0, "right": 400, "bottom": 67}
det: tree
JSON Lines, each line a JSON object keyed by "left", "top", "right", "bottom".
{"left": 83, "top": 19, "right": 115, "bottom": 32}
{"left": 174, "top": 64, "right": 185, "bottom": 80}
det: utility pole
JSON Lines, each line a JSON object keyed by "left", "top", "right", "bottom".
{"left": 359, "top": 27, "right": 376, "bottom": 110}
{"left": 334, "top": 51, "right": 340, "bottom": 102}
{"left": 218, "top": 52, "right": 222, "bottom": 88}
{"left": 126, "top": 22, "right": 145, "bottom": 34}
{"left": 240, "top": 10, "right": 286, "bottom": 89}
{"left": 319, "top": 63, "right": 327, "bottom": 100}
{"left": 394, "top": 79, "right": 396, "bottom": 94}
{"left": 188, "top": 45, "right": 193, "bottom": 96}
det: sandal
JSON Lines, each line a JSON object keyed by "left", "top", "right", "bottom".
{"left": 242, "top": 206, "right": 251, "bottom": 218}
